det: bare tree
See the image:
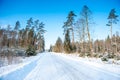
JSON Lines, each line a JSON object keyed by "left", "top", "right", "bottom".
{"left": 75, "top": 19, "right": 86, "bottom": 53}
{"left": 80, "top": 5, "right": 93, "bottom": 53}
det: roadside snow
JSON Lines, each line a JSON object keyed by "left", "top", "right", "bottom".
{"left": 0, "top": 53, "right": 42, "bottom": 80}
{"left": 53, "top": 52, "right": 120, "bottom": 75}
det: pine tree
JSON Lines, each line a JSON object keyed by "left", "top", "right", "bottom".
{"left": 63, "top": 11, "right": 76, "bottom": 44}
{"left": 37, "top": 22, "right": 46, "bottom": 52}
{"left": 14, "top": 21, "right": 20, "bottom": 47}
{"left": 63, "top": 11, "right": 76, "bottom": 53}
{"left": 14, "top": 21, "right": 20, "bottom": 31}
{"left": 26, "top": 17, "right": 33, "bottom": 29}
{"left": 49, "top": 45, "right": 53, "bottom": 52}
{"left": 64, "top": 30, "right": 71, "bottom": 53}
{"left": 55, "top": 37, "right": 63, "bottom": 52}
{"left": 28, "top": 28, "right": 34, "bottom": 45}
{"left": 106, "top": 9, "right": 119, "bottom": 45}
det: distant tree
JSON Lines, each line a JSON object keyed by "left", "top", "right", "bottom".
{"left": 105, "top": 35, "right": 111, "bottom": 52}
{"left": 49, "top": 45, "right": 53, "bottom": 52}
{"left": 26, "top": 17, "right": 33, "bottom": 29}
{"left": 94, "top": 39, "right": 104, "bottom": 53}
{"left": 19, "top": 29, "right": 24, "bottom": 47}
{"left": 64, "top": 30, "right": 71, "bottom": 53}
{"left": 80, "top": 5, "right": 93, "bottom": 53}
{"left": 14, "top": 21, "right": 20, "bottom": 31}
{"left": 37, "top": 22, "right": 46, "bottom": 36}
{"left": 63, "top": 11, "right": 76, "bottom": 44}
{"left": 14, "top": 21, "right": 20, "bottom": 47}
{"left": 34, "top": 19, "right": 39, "bottom": 29}
{"left": 75, "top": 19, "right": 85, "bottom": 42}
{"left": 75, "top": 19, "right": 86, "bottom": 53}
{"left": 63, "top": 11, "right": 76, "bottom": 53}
{"left": 2, "top": 30, "right": 7, "bottom": 47}
{"left": 106, "top": 9, "right": 119, "bottom": 53}
{"left": 28, "top": 28, "right": 34, "bottom": 46}
{"left": 54, "top": 37, "right": 63, "bottom": 52}
{"left": 37, "top": 22, "right": 46, "bottom": 52}
{"left": 0, "top": 29, "right": 4, "bottom": 49}
{"left": 24, "top": 18, "right": 34, "bottom": 47}
{"left": 38, "top": 37, "right": 45, "bottom": 52}
{"left": 116, "top": 31, "right": 120, "bottom": 52}
{"left": 6, "top": 25, "right": 11, "bottom": 48}
{"left": 22, "top": 28, "right": 28, "bottom": 47}
{"left": 106, "top": 9, "right": 119, "bottom": 44}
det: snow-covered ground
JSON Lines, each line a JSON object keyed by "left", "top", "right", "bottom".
{"left": 0, "top": 52, "right": 120, "bottom": 80}
{"left": 54, "top": 53, "right": 120, "bottom": 76}
{"left": 0, "top": 53, "right": 42, "bottom": 80}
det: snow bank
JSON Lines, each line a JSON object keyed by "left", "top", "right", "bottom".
{"left": 52, "top": 52, "right": 120, "bottom": 75}
{"left": 0, "top": 53, "right": 42, "bottom": 80}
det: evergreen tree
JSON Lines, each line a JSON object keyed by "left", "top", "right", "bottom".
{"left": 26, "top": 17, "right": 33, "bottom": 29}
{"left": 26, "top": 45, "right": 36, "bottom": 56}
{"left": 49, "top": 45, "right": 53, "bottom": 52}
{"left": 55, "top": 37, "right": 63, "bottom": 52}
{"left": 28, "top": 28, "right": 34, "bottom": 45}
{"left": 63, "top": 11, "right": 76, "bottom": 53}
{"left": 14, "top": 21, "right": 20, "bottom": 47}
{"left": 106, "top": 9, "right": 119, "bottom": 44}
{"left": 6, "top": 25, "right": 11, "bottom": 48}
{"left": 37, "top": 22, "right": 46, "bottom": 52}
{"left": 14, "top": 21, "right": 20, "bottom": 31}
{"left": 64, "top": 30, "right": 71, "bottom": 53}
{"left": 63, "top": 11, "right": 76, "bottom": 44}
{"left": 39, "top": 36, "right": 45, "bottom": 52}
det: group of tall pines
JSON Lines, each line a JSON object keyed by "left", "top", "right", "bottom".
{"left": 52, "top": 5, "right": 120, "bottom": 57}
{"left": 0, "top": 18, "right": 46, "bottom": 56}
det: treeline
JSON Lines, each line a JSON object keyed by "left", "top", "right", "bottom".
{"left": 51, "top": 34, "right": 120, "bottom": 55}
{"left": 0, "top": 18, "right": 46, "bottom": 66}
{"left": 0, "top": 18, "right": 46, "bottom": 54}
{"left": 50, "top": 5, "right": 120, "bottom": 59}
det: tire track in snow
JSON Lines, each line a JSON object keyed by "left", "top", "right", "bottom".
{"left": 53, "top": 53, "right": 120, "bottom": 80}
{"left": 51, "top": 54, "right": 90, "bottom": 80}
{"left": 21, "top": 52, "right": 120, "bottom": 80}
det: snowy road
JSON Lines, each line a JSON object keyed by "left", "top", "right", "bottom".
{"left": 24, "top": 52, "right": 120, "bottom": 80}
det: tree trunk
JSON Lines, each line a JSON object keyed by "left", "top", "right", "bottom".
{"left": 111, "top": 22, "right": 112, "bottom": 44}
{"left": 71, "top": 26, "right": 74, "bottom": 44}
{"left": 82, "top": 22, "right": 85, "bottom": 53}
{"left": 86, "top": 16, "right": 92, "bottom": 53}
{"left": 110, "top": 21, "right": 113, "bottom": 53}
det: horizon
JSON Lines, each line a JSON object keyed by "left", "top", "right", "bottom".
{"left": 0, "top": 0, "right": 120, "bottom": 49}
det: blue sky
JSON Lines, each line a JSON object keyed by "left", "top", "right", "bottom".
{"left": 0, "top": 0, "right": 120, "bottom": 49}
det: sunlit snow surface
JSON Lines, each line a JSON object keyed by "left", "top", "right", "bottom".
{"left": 0, "top": 52, "right": 120, "bottom": 80}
